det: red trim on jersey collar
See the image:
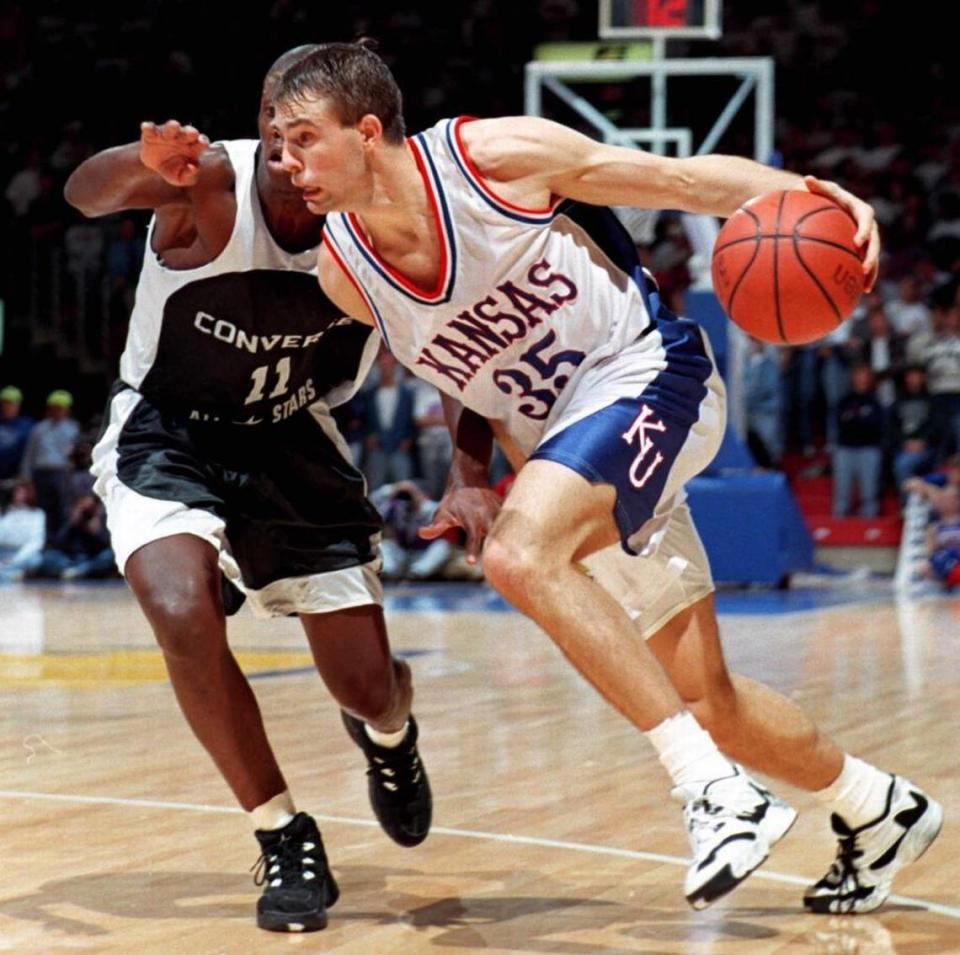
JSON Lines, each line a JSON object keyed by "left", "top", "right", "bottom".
{"left": 451, "top": 116, "right": 561, "bottom": 217}
{"left": 344, "top": 136, "right": 451, "bottom": 303}
{"left": 321, "top": 229, "right": 391, "bottom": 349}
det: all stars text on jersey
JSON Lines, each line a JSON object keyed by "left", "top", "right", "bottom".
{"left": 415, "top": 258, "right": 578, "bottom": 391}
{"left": 188, "top": 377, "right": 318, "bottom": 424}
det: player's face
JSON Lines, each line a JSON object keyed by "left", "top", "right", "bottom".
{"left": 277, "top": 97, "right": 368, "bottom": 214}
{"left": 257, "top": 92, "right": 288, "bottom": 177}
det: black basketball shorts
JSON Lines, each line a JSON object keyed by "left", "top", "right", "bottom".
{"left": 91, "top": 385, "right": 383, "bottom": 617}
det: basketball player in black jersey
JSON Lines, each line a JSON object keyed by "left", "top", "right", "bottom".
{"left": 63, "top": 46, "right": 472, "bottom": 933}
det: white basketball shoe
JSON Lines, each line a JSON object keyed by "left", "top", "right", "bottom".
{"left": 674, "top": 766, "right": 797, "bottom": 910}
{"left": 804, "top": 774, "right": 942, "bottom": 914}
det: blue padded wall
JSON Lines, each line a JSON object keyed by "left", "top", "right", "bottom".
{"left": 682, "top": 290, "right": 814, "bottom": 584}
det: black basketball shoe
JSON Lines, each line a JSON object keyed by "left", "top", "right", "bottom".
{"left": 341, "top": 710, "right": 432, "bottom": 847}
{"left": 252, "top": 812, "right": 339, "bottom": 932}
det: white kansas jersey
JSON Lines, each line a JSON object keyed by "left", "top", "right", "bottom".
{"left": 323, "top": 116, "right": 678, "bottom": 450}
{"left": 121, "top": 139, "right": 377, "bottom": 425}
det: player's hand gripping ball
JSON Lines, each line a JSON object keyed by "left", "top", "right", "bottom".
{"left": 711, "top": 189, "right": 865, "bottom": 344}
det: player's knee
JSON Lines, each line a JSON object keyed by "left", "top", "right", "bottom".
{"left": 482, "top": 533, "right": 549, "bottom": 604}
{"left": 138, "top": 578, "right": 224, "bottom": 660}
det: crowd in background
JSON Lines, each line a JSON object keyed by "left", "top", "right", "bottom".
{"left": 741, "top": 277, "right": 960, "bottom": 518}
{"left": 0, "top": 386, "right": 113, "bottom": 581}
{"left": 2, "top": 1, "right": 960, "bottom": 581}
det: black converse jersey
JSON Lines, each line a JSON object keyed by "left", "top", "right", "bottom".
{"left": 120, "top": 139, "right": 377, "bottom": 425}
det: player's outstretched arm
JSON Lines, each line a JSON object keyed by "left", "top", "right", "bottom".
{"left": 419, "top": 396, "right": 502, "bottom": 565}
{"left": 64, "top": 120, "right": 210, "bottom": 218}
{"left": 463, "top": 117, "right": 878, "bottom": 287}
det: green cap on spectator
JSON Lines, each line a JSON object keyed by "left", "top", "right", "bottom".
{"left": 0, "top": 385, "right": 23, "bottom": 402}
{"left": 46, "top": 389, "right": 74, "bottom": 408}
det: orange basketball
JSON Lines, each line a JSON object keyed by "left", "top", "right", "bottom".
{"left": 710, "top": 190, "right": 865, "bottom": 344}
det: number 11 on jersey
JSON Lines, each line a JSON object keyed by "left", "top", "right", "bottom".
{"left": 244, "top": 356, "right": 292, "bottom": 404}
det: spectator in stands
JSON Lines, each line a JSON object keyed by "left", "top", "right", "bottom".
{"left": 905, "top": 288, "right": 946, "bottom": 366}
{"left": 928, "top": 191, "right": 960, "bottom": 246}
{"left": 3, "top": 146, "right": 42, "bottom": 217}
{"left": 833, "top": 364, "right": 885, "bottom": 517}
{"left": 744, "top": 338, "right": 783, "bottom": 468}
{"left": 784, "top": 345, "right": 819, "bottom": 457}
{"left": 23, "top": 492, "right": 115, "bottom": 581}
{"left": 886, "top": 192, "right": 932, "bottom": 261}
{"left": 885, "top": 274, "right": 931, "bottom": 337}
{"left": 104, "top": 215, "right": 146, "bottom": 315}
{"left": 647, "top": 213, "right": 693, "bottom": 314}
{"left": 49, "top": 119, "right": 91, "bottom": 174}
{"left": 363, "top": 349, "right": 417, "bottom": 492}
{"left": 0, "top": 479, "right": 45, "bottom": 582}
{"left": 411, "top": 380, "right": 453, "bottom": 500}
{"left": 817, "top": 322, "right": 851, "bottom": 450}
{"left": 0, "top": 385, "right": 33, "bottom": 484}
{"left": 20, "top": 389, "right": 79, "bottom": 544}
{"left": 370, "top": 480, "right": 455, "bottom": 580}
{"left": 332, "top": 387, "right": 372, "bottom": 468}
{"left": 105, "top": 216, "right": 145, "bottom": 282}
{"left": 902, "top": 453, "right": 960, "bottom": 499}
{"left": 928, "top": 302, "right": 960, "bottom": 454}
{"left": 916, "top": 484, "right": 960, "bottom": 590}
{"left": 67, "top": 441, "right": 96, "bottom": 506}
{"left": 847, "top": 300, "right": 906, "bottom": 407}
{"left": 890, "top": 365, "right": 942, "bottom": 497}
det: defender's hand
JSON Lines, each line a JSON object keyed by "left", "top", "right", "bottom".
{"left": 139, "top": 120, "right": 210, "bottom": 187}
{"left": 418, "top": 487, "right": 503, "bottom": 565}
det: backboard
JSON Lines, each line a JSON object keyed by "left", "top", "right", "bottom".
{"left": 599, "top": 0, "right": 722, "bottom": 40}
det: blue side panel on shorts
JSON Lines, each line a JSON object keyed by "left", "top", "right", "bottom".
{"left": 637, "top": 317, "right": 714, "bottom": 423}
{"left": 530, "top": 318, "right": 712, "bottom": 553}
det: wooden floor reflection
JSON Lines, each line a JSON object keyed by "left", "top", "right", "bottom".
{"left": 0, "top": 581, "right": 958, "bottom": 954}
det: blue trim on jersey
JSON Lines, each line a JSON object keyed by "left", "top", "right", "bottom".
{"left": 529, "top": 316, "right": 712, "bottom": 555}
{"left": 340, "top": 139, "right": 456, "bottom": 307}
{"left": 444, "top": 120, "right": 560, "bottom": 226}
{"left": 413, "top": 131, "right": 458, "bottom": 302}
{"left": 324, "top": 222, "right": 394, "bottom": 352}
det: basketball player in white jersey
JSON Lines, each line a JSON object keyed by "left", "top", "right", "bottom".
{"left": 63, "top": 46, "right": 443, "bottom": 933}
{"left": 273, "top": 42, "right": 942, "bottom": 912}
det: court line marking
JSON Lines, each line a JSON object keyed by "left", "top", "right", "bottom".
{"left": 1, "top": 788, "right": 957, "bottom": 920}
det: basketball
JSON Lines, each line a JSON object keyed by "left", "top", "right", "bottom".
{"left": 711, "top": 190, "right": 865, "bottom": 344}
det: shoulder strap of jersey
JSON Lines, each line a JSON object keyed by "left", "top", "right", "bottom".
{"left": 440, "top": 116, "right": 561, "bottom": 225}
{"left": 322, "top": 217, "right": 394, "bottom": 351}
{"left": 217, "top": 139, "right": 257, "bottom": 224}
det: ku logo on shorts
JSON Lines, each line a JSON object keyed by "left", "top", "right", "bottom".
{"left": 622, "top": 404, "right": 667, "bottom": 490}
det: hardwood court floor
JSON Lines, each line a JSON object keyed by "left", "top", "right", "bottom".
{"left": 0, "top": 581, "right": 958, "bottom": 954}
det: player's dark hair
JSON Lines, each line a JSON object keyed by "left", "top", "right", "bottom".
{"left": 275, "top": 40, "right": 405, "bottom": 144}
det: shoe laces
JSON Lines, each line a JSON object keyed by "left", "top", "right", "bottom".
{"left": 252, "top": 831, "right": 319, "bottom": 889}
{"left": 824, "top": 818, "right": 865, "bottom": 888}
{"left": 685, "top": 798, "right": 733, "bottom": 848}
{"left": 368, "top": 741, "right": 423, "bottom": 799}
{"left": 683, "top": 781, "right": 766, "bottom": 845}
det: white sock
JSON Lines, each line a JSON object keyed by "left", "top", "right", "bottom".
{"left": 250, "top": 789, "right": 296, "bottom": 832}
{"left": 365, "top": 721, "right": 409, "bottom": 748}
{"left": 814, "top": 755, "right": 893, "bottom": 827}
{"left": 646, "top": 711, "right": 735, "bottom": 790}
